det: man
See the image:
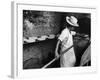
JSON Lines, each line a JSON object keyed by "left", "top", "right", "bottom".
{"left": 55, "top": 16, "right": 79, "bottom": 67}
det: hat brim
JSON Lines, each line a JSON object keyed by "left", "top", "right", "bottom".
{"left": 66, "top": 17, "right": 79, "bottom": 27}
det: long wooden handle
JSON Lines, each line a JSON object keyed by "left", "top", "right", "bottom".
{"left": 42, "top": 45, "right": 73, "bottom": 69}
{"left": 42, "top": 58, "right": 57, "bottom": 69}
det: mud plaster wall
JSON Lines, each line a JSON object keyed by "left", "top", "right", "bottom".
{"left": 23, "top": 10, "right": 62, "bottom": 38}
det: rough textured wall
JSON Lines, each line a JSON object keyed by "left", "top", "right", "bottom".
{"left": 23, "top": 10, "right": 62, "bottom": 38}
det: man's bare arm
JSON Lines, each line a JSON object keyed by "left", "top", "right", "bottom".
{"left": 55, "top": 39, "right": 61, "bottom": 58}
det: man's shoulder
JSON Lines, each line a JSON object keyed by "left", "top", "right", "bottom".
{"left": 62, "top": 27, "right": 69, "bottom": 33}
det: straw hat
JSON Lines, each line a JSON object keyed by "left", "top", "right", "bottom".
{"left": 66, "top": 16, "right": 79, "bottom": 27}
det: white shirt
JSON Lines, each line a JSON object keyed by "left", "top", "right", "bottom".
{"left": 58, "top": 27, "right": 73, "bottom": 48}
{"left": 58, "top": 27, "right": 76, "bottom": 67}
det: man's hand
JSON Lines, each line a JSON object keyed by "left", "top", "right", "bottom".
{"left": 55, "top": 51, "right": 60, "bottom": 59}
{"left": 71, "top": 31, "right": 76, "bottom": 35}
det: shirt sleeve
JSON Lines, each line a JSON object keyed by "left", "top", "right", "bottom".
{"left": 58, "top": 28, "right": 69, "bottom": 41}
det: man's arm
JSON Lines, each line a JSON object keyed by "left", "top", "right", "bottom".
{"left": 55, "top": 39, "right": 61, "bottom": 58}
